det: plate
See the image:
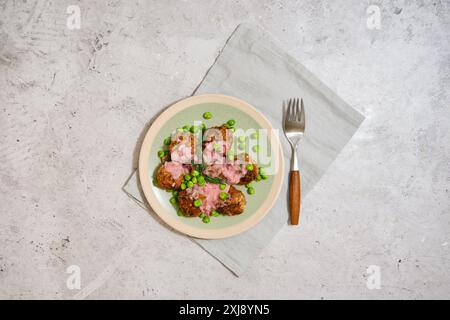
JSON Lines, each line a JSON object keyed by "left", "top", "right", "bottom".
{"left": 138, "top": 94, "right": 284, "bottom": 239}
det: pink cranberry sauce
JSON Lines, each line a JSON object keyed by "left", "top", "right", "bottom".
{"left": 203, "top": 163, "right": 247, "bottom": 185}
{"left": 186, "top": 183, "right": 230, "bottom": 215}
{"left": 163, "top": 161, "right": 188, "bottom": 180}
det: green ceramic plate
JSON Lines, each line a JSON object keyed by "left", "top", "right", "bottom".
{"left": 139, "top": 94, "right": 284, "bottom": 239}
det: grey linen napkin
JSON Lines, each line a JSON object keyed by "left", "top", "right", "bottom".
{"left": 123, "top": 24, "right": 365, "bottom": 276}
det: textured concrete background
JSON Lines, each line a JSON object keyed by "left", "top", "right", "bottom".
{"left": 1, "top": 0, "right": 449, "bottom": 299}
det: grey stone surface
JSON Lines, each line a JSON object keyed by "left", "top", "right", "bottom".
{"left": 0, "top": 0, "right": 449, "bottom": 299}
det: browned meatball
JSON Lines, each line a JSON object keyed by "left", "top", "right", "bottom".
{"left": 235, "top": 153, "right": 259, "bottom": 185}
{"left": 202, "top": 125, "right": 233, "bottom": 149}
{"left": 155, "top": 164, "right": 185, "bottom": 190}
{"left": 217, "top": 186, "right": 246, "bottom": 215}
{"left": 177, "top": 190, "right": 202, "bottom": 217}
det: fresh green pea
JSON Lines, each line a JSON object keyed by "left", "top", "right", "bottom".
{"left": 259, "top": 168, "right": 265, "bottom": 175}
{"left": 172, "top": 190, "right": 178, "bottom": 197}
{"left": 177, "top": 128, "right": 184, "bottom": 132}
{"left": 183, "top": 125, "right": 190, "bottom": 132}
{"left": 251, "top": 132, "right": 259, "bottom": 139}
{"left": 164, "top": 150, "right": 170, "bottom": 156}
{"left": 219, "top": 192, "right": 228, "bottom": 200}
{"left": 227, "top": 119, "right": 236, "bottom": 127}
{"left": 211, "top": 211, "right": 220, "bottom": 217}
{"left": 238, "top": 136, "right": 246, "bottom": 143}
{"left": 219, "top": 183, "right": 226, "bottom": 190}
{"left": 252, "top": 145, "right": 260, "bottom": 152}
{"left": 184, "top": 174, "right": 191, "bottom": 181}
{"left": 247, "top": 187, "right": 255, "bottom": 195}
{"left": 203, "top": 112, "right": 212, "bottom": 119}
{"left": 180, "top": 183, "right": 186, "bottom": 190}
{"left": 192, "top": 170, "right": 199, "bottom": 177}
{"left": 190, "top": 126, "right": 199, "bottom": 133}
{"left": 170, "top": 197, "right": 177, "bottom": 204}
{"left": 187, "top": 181, "right": 194, "bottom": 188}
{"left": 193, "top": 199, "right": 202, "bottom": 207}
{"left": 199, "top": 212, "right": 205, "bottom": 218}
{"left": 256, "top": 174, "right": 262, "bottom": 181}
{"left": 177, "top": 209, "right": 184, "bottom": 216}
{"left": 164, "top": 137, "right": 171, "bottom": 146}
{"left": 191, "top": 177, "right": 197, "bottom": 184}
{"left": 245, "top": 183, "right": 252, "bottom": 189}
{"left": 246, "top": 164, "right": 254, "bottom": 171}
{"left": 201, "top": 123, "right": 206, "bottom": 130}
{"left": 157, "top": 150, "right": 165, "bottom": 158}
{"left": 202, "top": 216, "right": 210, "bottom": 223}
{"left": 238, "top": 143, "right": 246, "bottom": 150}
{"left": 261, "top": 174, "right": 268, "bottom": 180}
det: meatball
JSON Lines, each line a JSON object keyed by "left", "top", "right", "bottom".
{"left": 217, "top": 186, "right": 246, "bottom": 216}
{"left": 155, "top": 163, "right": 185, "bottom": 190}
{"left": 177, "top": 190, "right": 203, "bottom": 217}
{"left": 235, "top": 153, "right": 259, "bottom": 185}
{"left": 202, "top": 125, "right": 233, "bottom": 149}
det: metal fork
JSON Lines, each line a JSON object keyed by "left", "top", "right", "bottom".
{"left": 283, "top": 98, "right": 305, "bottom": 225}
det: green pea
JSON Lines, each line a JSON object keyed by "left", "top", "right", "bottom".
{"left": 172, "top": 190, "right": 178, "bottom": 197}
{"left": 256, "top": 174, "right": 262, "bottom": 181}
{"left": 238, "top": 136, "right": 246, "bottom": 143}
{"left": 199, "top": 212, "right": 205, "bottom": 218}
{"left": 219, "top": 192, "right": 228, "bottom": 200}
{"left": 227, "top": 119, "right": 236, "bottom": 127}
{"left": 259, "top": 168, "right": 265, "bottom": 175}
{"left": 193, "top": 199, "right": 202, "bottom": 207}
{"left": 187, "top": 181, "right": 194, "bottom": 188}
{"left": 246, "top": 164, "right": 254, "bottom": 171}
{"left": 201, "top": 123, "right": 206, "bottom": 130}
{"left": 261, "top": 174, "right": 268, "bottom": 180}
{"left": 211, "top": 211, "right": 220, "bottom": 217}
{"left": 251, "top": 132, "right": 259, "bottom": 139}
{"left": 157, "top": 150, "right": 165, "bottom": 158}
{"left": 177, "top": 127, "right": 184, "bottom": 132}
{"left": 247, "top": 187, "right": 255, "bottom": 195}
{"left": 238, "top": 143, "right": 246, "bottom": 150}
{"left": 170, "top": 197, "right": 177, "bottom": 204}
{"left": 202, "top": 216, "right": 210, "bottom": 223}
{"left": 164, "top": 137, "right": 171, "bottom": 146}
{"left": 177, "top": 209, "right": 184, "bottom": 216}
{"left": 180, "top": 183, "right": 186, "bottom": 190}
{"left": 191, "top": 177, "right": 197, "bottom": 184}
{"left": 252, "top": 145, "right": 260, "bottom": 152}
{"left": 192, "top": 170, "right": 199, "bottom": 177}
{"left": 190, "top": 126, "right": 199, "bottom": 133}
{"left": 198, "top": 175, "right": 205, "bottom": 183}
{"left": 203, "top": 112, "right": 212, "bottom": 119}
{"left": 219, "top": 183, "right": 226, "bottom": 190}
{"left": 164, "top": 150, "right": 170, "bottom": 156}
{"left": 184, "top": 174, "right": 191, "bottom": 181}
{"left": 183, "top": 125, "right": 190, "bottom": 132}
{"left": 245, "top": 183, "right": 252, "bottom": 189}
{"left": 227, "top": 152, "right": 235, "bottom": 161}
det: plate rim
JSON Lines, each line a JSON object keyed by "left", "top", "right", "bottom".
{"left": 138, "top": 93, "right": 285, "bottom": 239}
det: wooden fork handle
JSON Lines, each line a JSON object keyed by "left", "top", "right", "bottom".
{"left": 289, "top": 170, "right": 301, "bottom": 225}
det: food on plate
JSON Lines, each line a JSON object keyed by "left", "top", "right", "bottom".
{"left": 154, "top": 114, "right": 266, "bottom": 223}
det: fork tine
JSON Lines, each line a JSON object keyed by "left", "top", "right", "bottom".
{"left": 294, "top": 98, "right": 300, "bottom": 121}
{"left": 287, "top": 98, "right": 292, "bottom": 121}
{"left": 300, "top": 98, "right": 305, "bottom": 124}
{"left": 290, "top": 98, "right": 296, "bottom": 121}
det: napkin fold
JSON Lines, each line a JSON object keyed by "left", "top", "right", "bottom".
{"left": 123, "top": 24, "right": 364, "bottom": 276}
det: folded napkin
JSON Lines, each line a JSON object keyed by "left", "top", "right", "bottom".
{"left": 123, "top": 24, "right": 364, "bottom": 276}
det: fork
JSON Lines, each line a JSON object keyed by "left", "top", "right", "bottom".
{"left": 283, "top": 98, "right": 305, "bottom": 225}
